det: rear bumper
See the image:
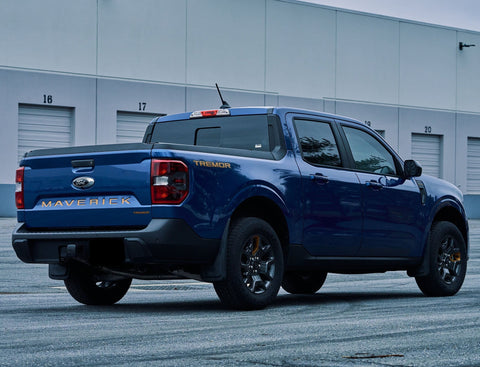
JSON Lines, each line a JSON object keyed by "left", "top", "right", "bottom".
{"left": 12, "top": 219, "right": 220, "bottom": 265}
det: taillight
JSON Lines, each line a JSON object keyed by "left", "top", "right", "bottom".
{"left": 151, "top": 160, "right": 189, "bottom": 204}
{"left": 15, "top": 167, "right": 25, "bottom": 209}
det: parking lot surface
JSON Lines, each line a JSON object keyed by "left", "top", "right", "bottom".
{"left": 1, "top": 217, "right": 480, "bottom": 366}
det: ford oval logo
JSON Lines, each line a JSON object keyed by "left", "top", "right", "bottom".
{"left": 72, "top": 176, "right": 95, "bottom": 190}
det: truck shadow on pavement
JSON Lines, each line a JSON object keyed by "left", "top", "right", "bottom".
{"left": 27, "top": 290, "right": 424, "bottom": 314}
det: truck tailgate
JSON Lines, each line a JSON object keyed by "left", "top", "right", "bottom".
{"left": 21, "top": 144, "right": 153, "bottom": 229}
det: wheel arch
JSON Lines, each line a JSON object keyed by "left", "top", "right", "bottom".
{"left": 230, "top": 196, "right": 290, "bottom": 254}
{"left": 432, "top": 202, "right": 468, "bottom": 254}
{"left": 408, "top": 200, "right": 469, "bottom": 278}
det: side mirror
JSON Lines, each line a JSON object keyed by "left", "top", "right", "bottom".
{"left": 404, "top": 159, "right": 422, "bottom": 178}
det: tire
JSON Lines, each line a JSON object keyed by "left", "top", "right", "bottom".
{"left": 282, "top": 271, "right": 327, "bottom": 294}
{"left": 64, "top": 263, "right": 132, "bottom": 305}
{"left": 415, "top": 221, "right": 467, "bottom": 297}
{"left": 213, "top": 217, "right": 284, "bottom": 310}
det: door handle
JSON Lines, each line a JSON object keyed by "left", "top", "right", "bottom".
{"left": 365, "top": 180, "right": 383, "bottom": 190}
{"left": 311, "top": 173, "right": 329, "bottom": 184}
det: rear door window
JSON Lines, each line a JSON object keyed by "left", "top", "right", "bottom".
{"left": 294, "top": 119, "right": 342, "bottom": 167}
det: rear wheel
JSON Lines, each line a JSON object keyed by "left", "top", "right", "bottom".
{"left": 213, "top": 217, "right": 284, "bottom": 310}
{"left": 64, "top": 263, "right": 132, "bottom": 305}
{"left": 415, "top": 221, "right": 467, "bottom": 297}
{"left": 282, "top": 271, "right": 327, "bottom": 294}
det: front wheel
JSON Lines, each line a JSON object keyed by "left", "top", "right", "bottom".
{"left": 64, "top": 263, "right": 132, "bottom": 305}
{"left": 213, "top": 217, "right": 284, "bottom": 310}
{"left": 415, "top": 221, "right": 467, "bottom": 297}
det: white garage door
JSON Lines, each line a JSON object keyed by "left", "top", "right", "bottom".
{"left": 116, "top": 111, "right": 163, "bottom": 143}
{"left": 18, "top": 104, "right": 74, "bottom": 162}
{"left": 411, "top": 133, "right": 443, "bottom": 178}
{"left": 467, "top": 137, "right": 480, "bottom": 193}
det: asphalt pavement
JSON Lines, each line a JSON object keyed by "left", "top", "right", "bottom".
{"left": 1, "top": 217, "right": 480, "bottom": 367}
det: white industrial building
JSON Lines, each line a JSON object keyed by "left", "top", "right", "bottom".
{"left": 1, "top": 0, "right": 479, "bottom": 217}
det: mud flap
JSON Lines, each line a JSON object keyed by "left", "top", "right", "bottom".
{"left": 407, "top": 239, "right": 430, "bottom": 277}
{"left": 200, "top": 219, "right": 230, "bottom": 282}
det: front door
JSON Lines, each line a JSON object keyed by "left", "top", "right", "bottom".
{"left": 341, "top": 125, "right": 424, "bottom": 257}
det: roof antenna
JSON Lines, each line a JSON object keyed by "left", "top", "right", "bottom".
{"left": 215, "top": 83, "right": 231, "bottom": 109}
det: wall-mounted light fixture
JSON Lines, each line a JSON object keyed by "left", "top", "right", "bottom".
{"left": 459, "top": 42, "right": 476, "bottom": 50}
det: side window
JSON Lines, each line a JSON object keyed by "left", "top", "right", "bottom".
{"left": 343, "top": 126, "right": 397, "bottom": 175}
{"left": 294, "top": 119, "right": 342, "bottom": 167}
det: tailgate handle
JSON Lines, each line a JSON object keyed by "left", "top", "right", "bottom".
{"left": 71, "top": 159, "right": 95, "bottom": 169}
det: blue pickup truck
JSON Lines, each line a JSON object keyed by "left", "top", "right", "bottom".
{"left": 12, "top": 107, "right": 468, "bottom": 310}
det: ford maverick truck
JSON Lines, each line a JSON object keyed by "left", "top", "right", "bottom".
{"left": 12, "top": 107, "right": 468, "bottom": 310}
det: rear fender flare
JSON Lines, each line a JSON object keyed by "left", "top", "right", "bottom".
{"left": 202, "top": 185, "right": 291, "bottom": 282}
{"left": 213, "top": 183, "right": 292, "bottom": 238}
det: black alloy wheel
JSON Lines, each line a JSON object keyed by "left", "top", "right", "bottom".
{"left": 415, "top": 221, "right": 467, "bottom": 297}
{"left": 213, "top": 217, "right": 284, "bottom": 310}
{"left": 241, "top": 233, "right": 276, "bottom": 295}
{"left": 437, "top": 235, "right": 462, "bottom": 285}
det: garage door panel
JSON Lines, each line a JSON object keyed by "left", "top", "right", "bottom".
{"left": 19, "top": 135, "right": 72, "bottom": 143}
{"left": 116, "top": 111, "right": 164, "bottom": 143}
{"left": 19, "top": 136, "right": 72, "bottom": 145}
{"left": 19, "top": 123, "right": 71, "bottom": 133}
{"left": 18, "top": 104, "right": 74, "bottom": 162}
{"left": 20, "top": 114, "right": 72, "bottom": 124}
{"left": 411, "top": 133, "right": 442, "bottom": 178}
{"left": 467, "top": 137, "right": 480, "bottom": 193}
{"left": 20, "top": 106, "right": 72, "bottom": 116}
{"left": 19, "top": 128, "right": 72, "bottom": 139}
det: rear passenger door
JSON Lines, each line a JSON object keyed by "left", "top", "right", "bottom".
{"left": 291, "top": 115, "right": 362, "bottom": 257}
{"left": 338, "top": 122, "right": 424, "bottom": 257}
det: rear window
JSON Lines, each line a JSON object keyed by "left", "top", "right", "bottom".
{"left": 150, "top": 115, "right": 273, "bottom": 151}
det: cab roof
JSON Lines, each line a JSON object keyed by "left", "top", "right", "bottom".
{"left": 151, "top": 107, "right": 363, "bottom": 126}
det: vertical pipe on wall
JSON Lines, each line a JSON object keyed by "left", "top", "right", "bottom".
{"left": 95, "top": 0, "right": 99, "bottom": 144}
